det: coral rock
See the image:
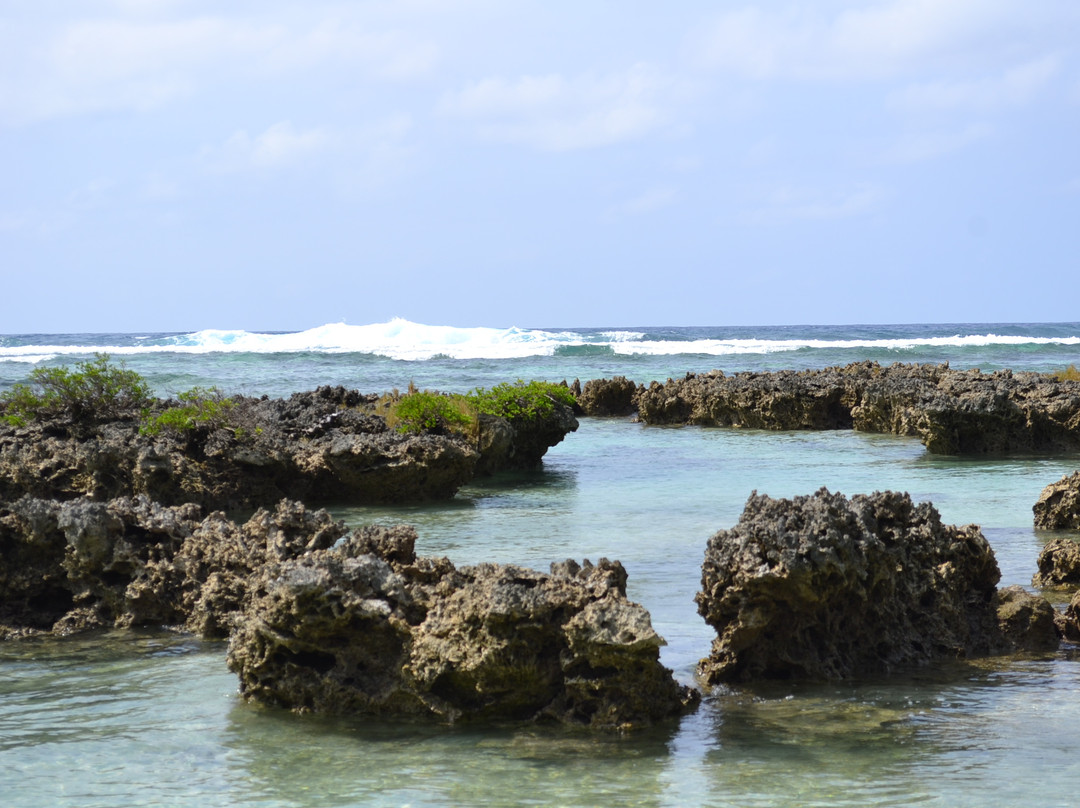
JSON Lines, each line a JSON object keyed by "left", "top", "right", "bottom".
{"left": 696, "top": 488, "right": 1045, "bottom": 683}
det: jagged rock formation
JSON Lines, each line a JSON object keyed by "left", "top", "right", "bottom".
{"left": 1032, "top": 537, "right": 1080, "bottom": 587}
{"left": 1, "top": 494, "right": 694, "bottom": 729}
{"left": 993, "top": 585, "right": 1059, "bottom": 652}
{"left": 1033, "top": 471, "right": 1080, "bottom": 530}
{"left": 0, "top": 385, "right": 577, "bottom": 510}
{"left": 696, "top": 489, "right": 1056, "bottom": 684}
{"left": 632, "top": 363, "right": 1080, "bottom": 454}
{"left": 227, "top": 529, "right": 698, "bottom": 729}
{"left": 0, "top": 496, "right": 344, "bottom": 639}
{"left": 1060, "top": 592, "right": 1080, "bottom": 641}
{"left": 573, "top": 376, "right": 642, "bottom": 416}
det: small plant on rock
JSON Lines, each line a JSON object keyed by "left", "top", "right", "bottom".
{"left": 380, "top": 387, "right": 476, "bottom": 436}
{"left": 0, "top": 353, "right": 152, "bottom": 426}
{"left": 140, "top": 387, "right": 235, "bottom": 436}
{"left": 467, "top": 380, "right": 575, "bottom": 424}
{"left": 1054, "top": 364, "right": 1080, "bottom": 382}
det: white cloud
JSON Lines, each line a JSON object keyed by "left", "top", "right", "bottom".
{"left": 197, "top": 115, "right": 414, "bottom": 189}
{"left": 696, "top": 0, "right": 1032, "bottom": 81}
{"left": 201, "top": 121, "right": 333, "bottom": 172}
{"left": 890, "top": 55, "right": 1062, "bottom": 112}
{"left": 439, "top": 64, "right": 673, "bottom": 151}
{"left": 610, "top": 188, "right": 679, "bottom": 219}
{"left": 742, "top": 184, "right": 884, "bottom": 224}
{"left": 0, "top": 11, "right": 438, "bottom": 125}
{"left": 886, "top": 122, "right": 993, "bottom": 163}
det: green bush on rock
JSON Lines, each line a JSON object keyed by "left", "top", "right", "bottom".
{"left": 379, "top": 380, "right": 574, "bottom": 437}
{"left": 140, "top": 387, "right": 236, "bottom": 436}
{"left": 0, "top": 354, "right": 152, "bottom": 426}
{"left": 467, "top": 380, "right": 575, "bottom": 424}
{"left": 379, "top": 386, "right": 476, "bottom": 436}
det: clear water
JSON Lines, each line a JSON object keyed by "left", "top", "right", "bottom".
{"left": 2, "top": 322, "right": 1080, "bottom": 806}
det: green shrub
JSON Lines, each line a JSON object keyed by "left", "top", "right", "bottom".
{"left": 381, "top": 388, "right": 476, "bottom": 435}
{"left": 467, "top": 380, "right": 575, "bottom": 424}
{"left": 0, "top": 354, "right": 152, "bottom": 425}
{"left": 1054, "top": 364, "right": 1080, "bottom": 382}
{"left": 140, "top": 387, "right": 235, "bottom": 436}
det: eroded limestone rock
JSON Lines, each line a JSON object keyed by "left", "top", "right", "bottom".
{"left": 635, "top": 363, "right": 1080, "bottom": 455}
{"left": 1032, "top": 537, "right": 1080, "bottom": 588}
{"left": 227, "top": 530, "right": 698, "bottom": 729}
{"left": 574, "top": 377, "right": 642, "bottom": 417}
{"left": 696, "top": 488, "right": 1052, "bottom": 683}
{"left": 1033, "top": 471, "right": 1080, "bottom": 530}
{"left": 0, "top": 496, "right": 343, "bottom": 638}
{"left": 0, "top": 384, "right": 578, "bottom": 510}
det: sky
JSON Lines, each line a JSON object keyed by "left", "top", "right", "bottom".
{"left": 2, "top": 0, "right": 1079, "bottom": 333}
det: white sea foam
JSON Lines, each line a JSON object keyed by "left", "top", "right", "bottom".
{"left": 611, "top": 334, "right": 1080, "bottom": 357}
{"left": 1, "top": 321, "right": 1078, "bottom": 363}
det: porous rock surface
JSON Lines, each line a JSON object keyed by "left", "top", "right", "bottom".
{"left": 1033, "top": 471, "right": 1080, "bottom": 530}
{"left": 1032, "top": 536, "right": 1080, "bottom": 590}
{"left": 0, "top": 496, "right": 343, "bottom": 638}
{"left": 634, "top": 363, "right": 1080, "bottom": 454}
{"left": 227, "top": 528, "right": 698, "bottom": 729}
{"left": 0, "top": 385, "right": 577, "bottom": 510}
{"left": 696, "top": 488, "right": 1056, "bottom": 683}
{"left": 572, "top": 376, "right": 642, "bottom": 416}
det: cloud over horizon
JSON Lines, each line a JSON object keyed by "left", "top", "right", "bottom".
{"left": 0, "top": 0, "right": 1077, "bottom": 331}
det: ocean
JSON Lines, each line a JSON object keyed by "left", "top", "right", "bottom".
{"left": 2, "top": 320, "right": 1080, "bottom": 807}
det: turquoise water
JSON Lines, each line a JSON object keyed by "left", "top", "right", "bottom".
{"left": 2, "top": 322, "right": 1080, "bottom": 806}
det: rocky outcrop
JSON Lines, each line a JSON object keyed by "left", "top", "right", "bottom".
{"left": 1, "top": 493, "right": 694, "bottom": 729}
{"left": 635, "top": 363, "right": 1080, "bottom": 455}
{"left": 0, "top": 495, "right": 343, "bottom": 639}
{"left": 574, "top": 377, "right": 642, "bottom": 416}
{"left": 993, "top": 585, "right": 1059, "bottom": 652}
{"left": 696, "top": 489, "right": 1055, "bottom": 684}
{"left": 1033, "top": 471, "right": 1080, "bottom": 530}
{"left": 1060, "top": 592, "right": 1080, "bottom": 641}
{"left": 1032, "top": 537, "right": 1080, "bottom": 587}
{"left": 0, "top": 385, "right": 577, "bottom": 510}
{"left": 227, "top": 529, "right": 698, "bottom": 729}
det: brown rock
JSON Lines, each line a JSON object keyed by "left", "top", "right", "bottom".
{"left": 636, "top": 363, "right": 1080, "bottom": 455}
{"left": 993, "top": 585, "right": 1059, "bottom": 651}
{"left": 227, "top": 533, "right": 698, "bottom": 729}
{"left": 696, "top": 488, "right": 1041, "bottom": 684}
{"left": 576, "top": 377, "right": 642, "bottom": 416}
{"left": 1033, "top": 471, "right": 1080, "bottom": 530}
{"left": 1032, "top": 537, "right": 1080, "bottom": 587}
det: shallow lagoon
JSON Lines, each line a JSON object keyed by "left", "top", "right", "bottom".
{"left": 4, "top": 417, "right": 1079, "bottom": 807}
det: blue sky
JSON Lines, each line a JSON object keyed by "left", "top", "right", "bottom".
{"left": 2, "top": 0, "right": 1078, "bottom": 333}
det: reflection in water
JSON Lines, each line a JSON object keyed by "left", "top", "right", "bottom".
{"left": 694, "top": 657, "right": 1080, "bottom": 808}
{"left": 222, "top": 701, "right": 679, "bottom": 808}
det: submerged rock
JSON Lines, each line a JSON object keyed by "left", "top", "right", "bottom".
{"left": 1033, "top": 471, "right": 1080, "bottom": 530}
{"left": 227, "top": 530, "right": 698, "bottom": 729}
{"left": 696, "top": 489, "right": 1054, "bottom": 684}
{"left": 635, "top": 363, "right": 1080, "bottom": 455}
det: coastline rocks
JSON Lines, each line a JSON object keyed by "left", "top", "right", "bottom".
{"left": 635, "top": 363, "right": 1080, "bottom": 455}
{"left": 695, "top": 489, "right": 1052, "bottom": 683}
{"left": 992, "top": 585, "right": 1059, "bottom": 652}
{"left": 0, "top": 495, "right": 343, "bottom": 638}
{"left": 1033, "top": 471, "right": 1080, "bottom": 530}
{"left": 574, "top": 377, "right": 642, "bottom": 417}
{"left": 1032, "top": 537, "right": 1080, "bottom": 587}
{"left": 227, "top": 531, "right": 698, "bottom": 729}
{"left": 0, "top": 385, "right": 577, "bottom": 510}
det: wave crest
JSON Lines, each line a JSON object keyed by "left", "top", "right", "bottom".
{"left": 2, "top": 320, "right": 1079, "bottom": 363}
